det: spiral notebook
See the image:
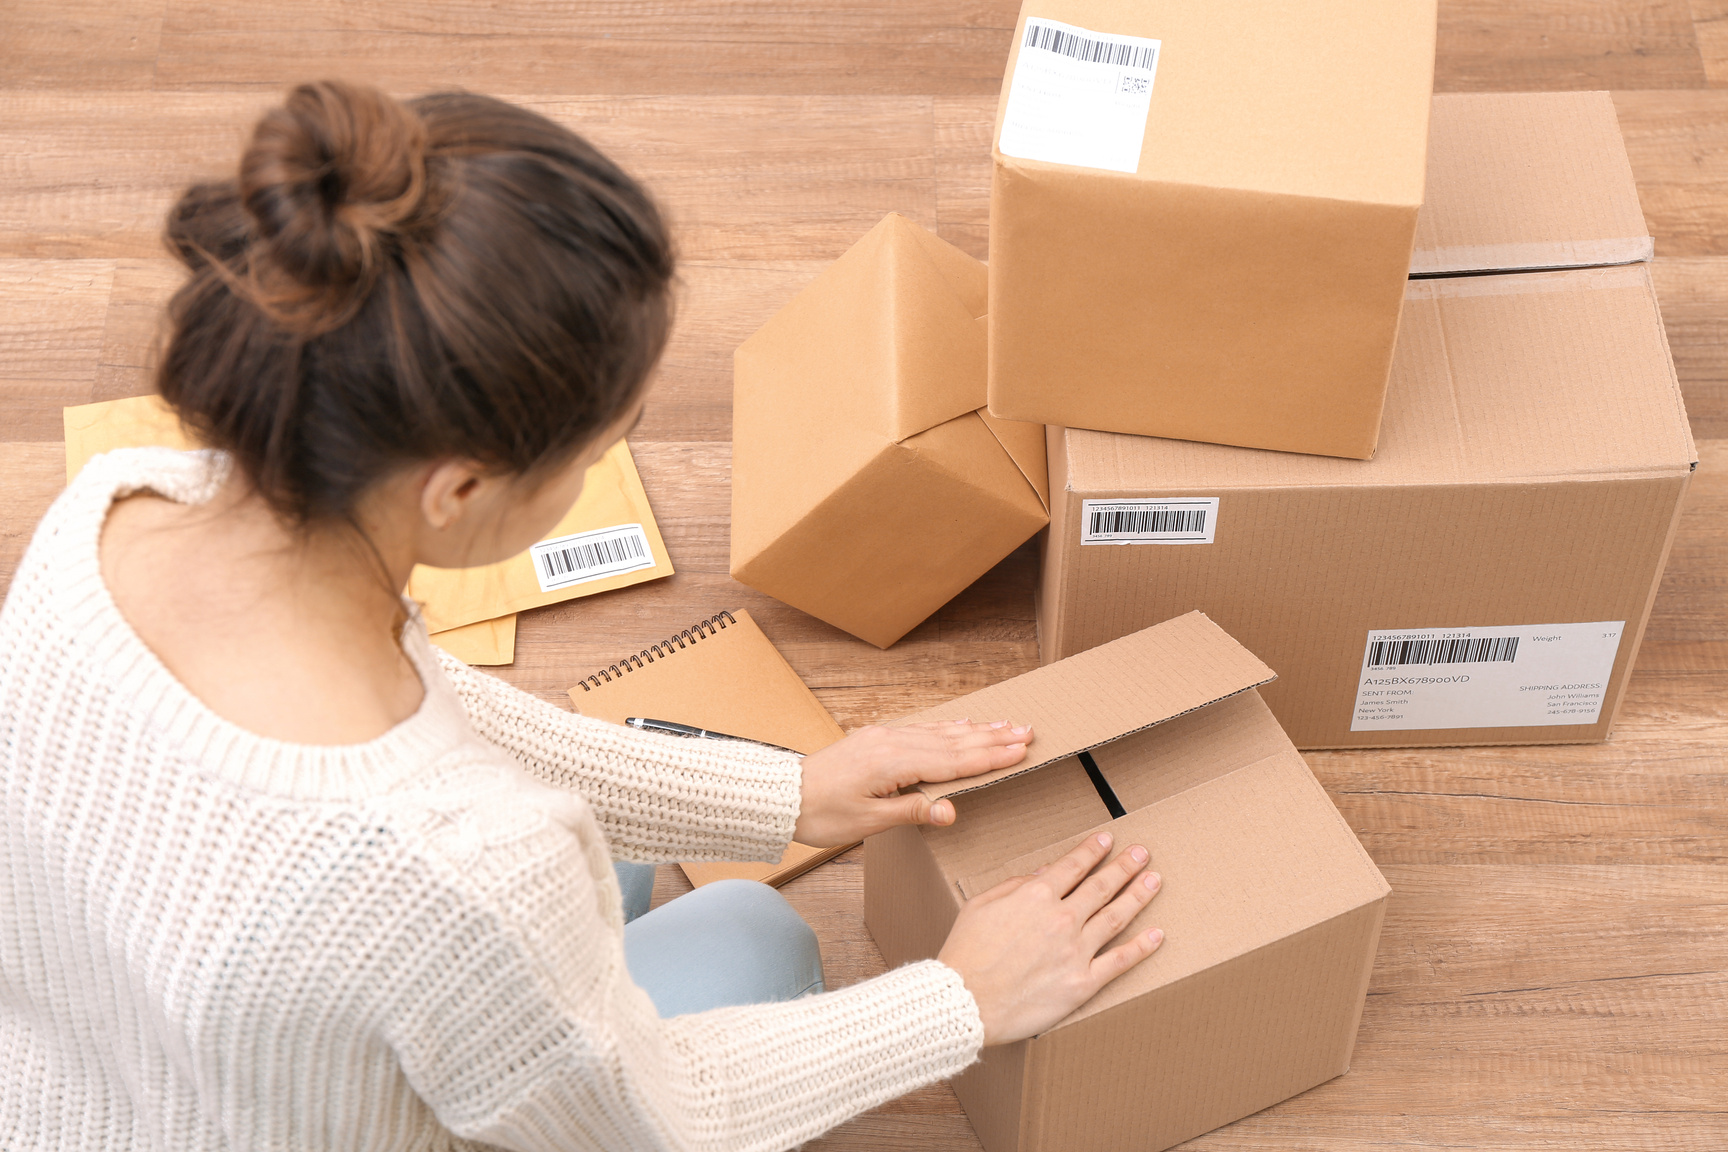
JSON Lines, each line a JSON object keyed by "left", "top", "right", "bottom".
{"left": 568, "top": 609, "right": 853, "bottom": 888}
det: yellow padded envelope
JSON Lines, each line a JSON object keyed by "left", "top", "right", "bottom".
{"left": 61, "top": 395, "right": 673, "bottom": 665}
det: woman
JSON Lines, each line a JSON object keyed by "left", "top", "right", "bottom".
{"left": 0, "top": 82, "right": 1164, "bottom": 1150}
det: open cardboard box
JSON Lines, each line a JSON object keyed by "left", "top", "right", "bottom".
{"left": 731, "top": 212, "right": 1049, "bottom": 648}
{"left": 866, "top": 612, "right": 1389, "bottom": 1152}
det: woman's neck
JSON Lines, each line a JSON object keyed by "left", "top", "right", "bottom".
{"left": 101, "top": 469, "right": 427, "bottom": 745}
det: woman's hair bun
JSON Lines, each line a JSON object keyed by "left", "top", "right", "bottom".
{"left": 239, "top": 80, "right": 429, "bottom": 302}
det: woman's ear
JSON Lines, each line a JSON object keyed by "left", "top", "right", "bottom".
{"left": 418, "top": 459, "right": 491, "bottom": 531}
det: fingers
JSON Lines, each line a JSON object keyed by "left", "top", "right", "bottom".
{"left": 1081, "top": 868, "right": 1161, "bottom": 952}
{"left": 873, "top": 790, "right": 957, "bottom": 834}
{"left": 1090, "top": 926, "right": 1166, "bottom": 987}
{"left": 879, "top": 720, "right": 1035, "bottom": 787}
{"left": 1067, "top": 843, "right": 1150, "bottom": 919}
{"left": 1036, "top": 831, "right": 1114, "bottom": 898}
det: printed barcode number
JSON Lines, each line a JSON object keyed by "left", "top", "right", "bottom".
{"left": 1366, "top": 636, "right": 1520, "bottom": 669}
{"left": 530, "top": 524, "right": 655, "bottom": 592}
{"left": 1089, "top": 508, "right": 1205, "bottom": 536}
{"left": 1025, "top": 20, "right": 1158, "bottom": 72}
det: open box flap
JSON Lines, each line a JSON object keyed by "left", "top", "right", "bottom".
{"left": 901, "top": 612, "right": 1276, "bottom": 802}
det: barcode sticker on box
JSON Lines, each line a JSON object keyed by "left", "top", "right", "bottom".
{"left": 998, "top": 17, "right": 1162, "bottom": 174}
{"left": 1081, "top": 498, "right": 1217, "bottom": 545}
{"left": 530, "top": 523, "right": 655, "bottom": 592}
{"left": 1351, "top": 621, "right": 1625, "bottom": 732}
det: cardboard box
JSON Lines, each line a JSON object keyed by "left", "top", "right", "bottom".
{"left": 986, "top": 0, "right": 1438, "bottom": 459}
{"left": 1035, "top": 91, "right": 1694, "bottom": 749}
{"left": 865, "top": 612, "right": 1390, "bottom": 1152}
{"left": 731, "top": 213, "right": 1049, "bottom": 648}
{"left": 1039, "top": 266, "right": 1695, "bottom": 749}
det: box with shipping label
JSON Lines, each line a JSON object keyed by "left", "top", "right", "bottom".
{"left": 1034, "top": 90, "right": 1693, "bottom": 749}
{"left": 986, "top": 0, "right": 1438, "bottom": 459}
{"left": 865, "top": 612, "right": 1390, "bottom": 1152}
{"left": 1039, "top": 265, "right": 1695, "bottom": 749}
{"left": 731, "top": 212, "right": 1049, "bottom": 649}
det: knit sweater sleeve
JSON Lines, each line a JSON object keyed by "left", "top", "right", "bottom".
{"left": 429, "top": 646, "right": 802, "bottom": 864}
{"left": 391, "top": 819, "right": 985, "bottom": 1152}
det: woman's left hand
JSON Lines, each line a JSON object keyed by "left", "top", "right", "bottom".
{"left": 791, "top": 720, "right": 1033, "bottom": 847}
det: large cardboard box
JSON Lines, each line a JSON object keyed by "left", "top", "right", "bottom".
{"left": 986, "top": 0, "right": 1438, "bottom": 459}
{"left": 731, "top": 213, "right": 1049, "bottom": 648}
{"left": 866, "top": 612, "right": 1390, "bottom": 1152}
{"left": 1036, "top": 93, "right": 1696, "bottom": 750}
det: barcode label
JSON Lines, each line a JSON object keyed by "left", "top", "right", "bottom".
{"left": 1081, "top": 498, "right": 1217, "bottom": 545}
{"left": 999, "top": 18, "right": 1162, "bottom": 174}
{"left": 1365, "top": 635, "right": 1519, "bottom": 669}
{"left": 530, "top": 523, "right": 655, "bottom": 592}
{"left": 1024, "top": 21, "right": 1159, "bottom": 72}
{"left": 1353, "top": 622, "right": 1625, "bottom": 732}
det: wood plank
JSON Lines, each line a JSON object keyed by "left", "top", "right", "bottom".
{"left": 0, "top": 92, "right": 935, "bottom": 265}
{"left": 0, "top": 0, "right": 169, "bottom": 89}
{"left": 1614, "top": 90, "right": 1728, "bottom": 258}
{"left": 0, "top": 259, "right": 114, "bottom": 440}
{"left": 642, "top": 261, "right": 822, "bottom": 443}
{"left": 934, "top": 96, "right": 994, "bottom": 261}
{"left": 0, "top": 91, "right": 269, "bottom": 260}
{"left": 0, "top": 442, "right": 69, "bottom": 590}
{"left": 1436, "top": 0, "right": 1707, "bottom": 91}
{"left": 93, "top": 257, "right": 183, "bottom": 403}
{"left": 1653, "top": 257, "right": 1728, "bottom": 437}
{"left": 153, "top": 1, "right": 1018, "bottom": 96}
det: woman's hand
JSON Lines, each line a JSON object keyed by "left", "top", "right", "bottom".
{"left": 791, "top": 719, "right": 1033, "bottom": 847}
{"left": 937, "top": 831, "right": 1165, "bottom": 1045}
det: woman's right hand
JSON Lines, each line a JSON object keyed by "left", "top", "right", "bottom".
{"left": 936, "top": 831, "right": 1165, "bottom": 1045}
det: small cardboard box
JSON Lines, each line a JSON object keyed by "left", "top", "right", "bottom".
{"left": 986, "top": 0, "right": 1438, "bottom": 459}
{"left": 865, "top": 612, "right": 1390, "bottom": 1152}
{"left": 731, "top": 213, "right": 1049, "bottom": 648}
{"left": 1036, "top": 92, "right": 1696, "bottom": 750}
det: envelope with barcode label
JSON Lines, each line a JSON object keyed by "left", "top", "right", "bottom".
{"left": 62, "top": 395, "right": 673, "bottom": 662}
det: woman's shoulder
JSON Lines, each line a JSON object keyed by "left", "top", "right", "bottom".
{"left": 0, "top": 448, "right": 217, "bottom": 643}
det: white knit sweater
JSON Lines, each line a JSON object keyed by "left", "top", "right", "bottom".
{"left": 0, "top": 448, "right": 983, "bottom": 1152}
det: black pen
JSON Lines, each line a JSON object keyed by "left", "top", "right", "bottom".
{"left": 625, "top": 717, "right": 799, "bottom": 755}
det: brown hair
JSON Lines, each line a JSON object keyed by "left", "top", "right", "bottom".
{"left": 157, "top": 81, "right": 674, "bottom": 525}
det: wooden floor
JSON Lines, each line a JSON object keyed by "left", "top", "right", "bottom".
{"left": 3, "top": 3, "right": 1726, "bottom": 1148}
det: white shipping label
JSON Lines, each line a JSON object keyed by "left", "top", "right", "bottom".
{"left": 530, "top": 523, "right": 655, "bottom": 593}
{"left": 1081, "top": 498, "right": 1217, "bottom": 545}
{"left": 1350, "top": 621, "right": 1626, "bottom": 732}
{"left": 998, "top": 18, "right": 1162, "bottom": 174}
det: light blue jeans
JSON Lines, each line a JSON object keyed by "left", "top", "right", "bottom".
{"left": 614, "top": 862, "right": 826, "bottom": 1018}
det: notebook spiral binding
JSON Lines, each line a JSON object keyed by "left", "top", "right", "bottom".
{"left": 574, "top": 610, "right": 737, "bottom": 691}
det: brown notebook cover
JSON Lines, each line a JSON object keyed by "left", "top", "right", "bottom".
{"left": 567, "top": 609, "right": 852, "bottom": 887}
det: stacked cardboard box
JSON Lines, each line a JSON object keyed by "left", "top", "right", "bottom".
{"left": 730, "top": 8, "right": 1692, "bottom": 1150}
{"left": 988, "top": 0, "right": 1438, "bottom": 458}
{"left": 1036, "top": 92, "right": 1695, "bottom": 750}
